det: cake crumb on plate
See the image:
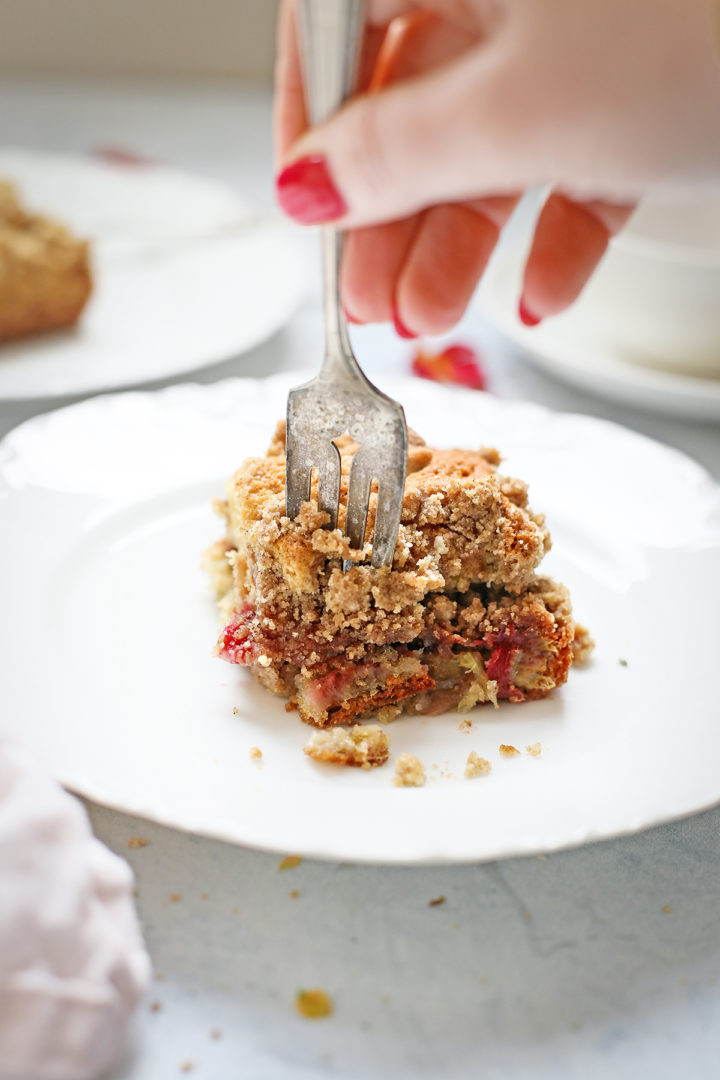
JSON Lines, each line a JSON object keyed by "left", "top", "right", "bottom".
{"left": 465, "top": 752, "right": 492, "bottom": 778}
{"left": 304, "top": 725, "right": 389, "bottom": 768}
{"left": 525, "top": 742, "right": 542, "bottom": 757}
{"left": 571, "top": 623, "right": 595, "bottom": 664}
{"left": 249, "top": 746, "right": 262, "bottom": 760}
{"left": 393, "top": 753, "right": 426, "bottom": 787}
{"left": 499, "top": 744, "right": 521, "bottom": 758}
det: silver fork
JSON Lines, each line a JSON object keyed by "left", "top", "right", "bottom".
{"left": 285, "top": 0, "right": 408, "bottom": 569}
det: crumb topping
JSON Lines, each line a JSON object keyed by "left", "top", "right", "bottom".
{"left": 499, "top": 744, "right": 521, "bottom": 758}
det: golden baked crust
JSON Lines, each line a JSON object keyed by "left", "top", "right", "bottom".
{"left": 0, "top": 180, "right": 92, "bottom": 342}
{"left": 207, "top": 422, "right": 580, "bottom": 726}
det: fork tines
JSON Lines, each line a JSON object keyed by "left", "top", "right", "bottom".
{"left": 286, "top": 375, "right": 407, "bottom": 568}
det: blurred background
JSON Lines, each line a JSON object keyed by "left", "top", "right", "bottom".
{"left": 1, "top": 0, "right": 718, "bottom": 455}
{"left": 0, "top": 0, "right": 280, "bottom": 81}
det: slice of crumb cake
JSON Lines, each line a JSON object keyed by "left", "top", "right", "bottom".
{"left": 0, "top": 180, "right": 92, "bottom": 342}
{"left": 204, "top": 421, "right": 580, "bottom": 727}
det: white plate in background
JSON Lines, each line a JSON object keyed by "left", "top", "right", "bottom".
{"left": 480, "top": 252, "right": 720, "bottom": 422}
{"left": 0, "top": 149, "right": 307, "bottom": 399}
{"left": 1, "top": 375, "right": 719, "bottom": 863}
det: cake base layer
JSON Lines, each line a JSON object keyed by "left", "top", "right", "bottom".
{"left": 213, "top": 573, "right": 574, "bottom": 727}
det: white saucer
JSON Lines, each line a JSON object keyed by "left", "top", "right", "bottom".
{"left": 2, "top": 375, "right": 719, "bottom": 864}
{"left": 0, "top": 149, "right": 307, "bottom": 400}
{"left": 480, "top": 253, "right": 720, "bottom": 422}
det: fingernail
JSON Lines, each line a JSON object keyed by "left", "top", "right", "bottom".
{"left": 518, "top": 296, "right": 542, "bottom": 327}
{"left": 392, "top": 302, "right": 418, "bottom": 339}
{"left": 344, "top": 308, "right": 363, "bottom": 325}
{"left": 276, "top": 155, "right": 347, "bottom": 224}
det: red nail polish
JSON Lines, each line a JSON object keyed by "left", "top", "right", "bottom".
{"left": 392, "top": 303, "right": 418, "bottom": 339}
{"left": 276, "top": 155, "right": 347, "bottom": 224}
{"left": 518, "top": 297, "right": 542, "bottom": 327}
{"left": 345, "top": 310, "right": 363, "bottom": 325}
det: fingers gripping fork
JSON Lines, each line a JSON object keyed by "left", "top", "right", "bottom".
{"left": 285, "top": 0, "right": 408, "bottom": 569}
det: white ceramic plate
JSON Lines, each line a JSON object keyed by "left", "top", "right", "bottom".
{"left": 2, "top": 375, "right": 719, "bottom": 864}
{"left": 0, "top": 149, "right": 307, "bottom": 399}
{"left": 480, "top": 252, "right": 720, "bottom": 422}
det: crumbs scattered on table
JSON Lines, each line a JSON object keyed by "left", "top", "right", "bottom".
{"left": 279, "top": 855, "right": 302, "bottom": 871}
{"left": 429, "top": 896, "right": 446, "bottom": 907}
{"left": 168, "top": 893, "right": 182, "bottom": 903}
{"left": 662, "top": 904, "right": 673, "bottom": 914}
{"left": 149, "top": 1000, "right": 162, "bottom": 1013}
{"left": 290, "top": 889, "right": 300, "bottom": 900}
{"left": 619, "top": 658, "right": 628, "bottom": 667}
{"left": 458, "top": 717, "right": 472, "bottom": 733}
{"left": 209, "top": 1028, "right": 223, "bottom": 1040}
{"left": 230, "top": 906, "right": 239, "bottom": 915}
{"left": 525, "top": 742, "right": 542, "bottom": 757}
{"left": 393, "top": 753, "right": 426, "bottom": 787}
{"left": 179, "top": 1063, "right": 195, "bottom": 1073}
{"left": 499, "top": 744, "right": 521, "bottom": 758}
{"left": 465, "top": 752, "right": 492, "bottom": 778}
{"left": 295, "top": 988, "right": 333, "bottom": 1019}
{"left": 232, "top": 706, "right": 239, "bottom": 715}
{"left": 127, "top": 836, "right": 150, "bottom": 849}
{"left": 200, "top": 893, "right": 208, "bottom": 901}
{"left": 249, "top": 746, "right": 263, "bottom": 760}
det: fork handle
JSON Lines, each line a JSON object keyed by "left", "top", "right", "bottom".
{"left": 298, "top": 0, "right": 365, "bottom": 128}
{"left": 297, "top": 0, "right": 365, "bottom": 369}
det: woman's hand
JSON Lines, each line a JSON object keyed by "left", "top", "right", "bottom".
{"left": 274, "top": 0, "right": 720, "bottom": 335}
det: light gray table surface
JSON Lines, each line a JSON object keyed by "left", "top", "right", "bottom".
{"left": 1, "top": 79, "right": 719, "bottom": 1080}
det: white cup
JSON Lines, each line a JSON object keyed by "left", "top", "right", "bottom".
{"left": 565, "top": 196, "right": 720, "bottom": 378}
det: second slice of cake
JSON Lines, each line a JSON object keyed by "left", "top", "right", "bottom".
{"left": 206, "top": 422, "right": 579, "bottom": 727}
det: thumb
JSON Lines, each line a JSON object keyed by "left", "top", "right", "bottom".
{"left": 275, "top": 46, "right": 539, "bottom": 228}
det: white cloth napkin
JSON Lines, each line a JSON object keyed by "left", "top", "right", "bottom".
{"left": 0, "top": 733, "right": 150, "bottom": 1079}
